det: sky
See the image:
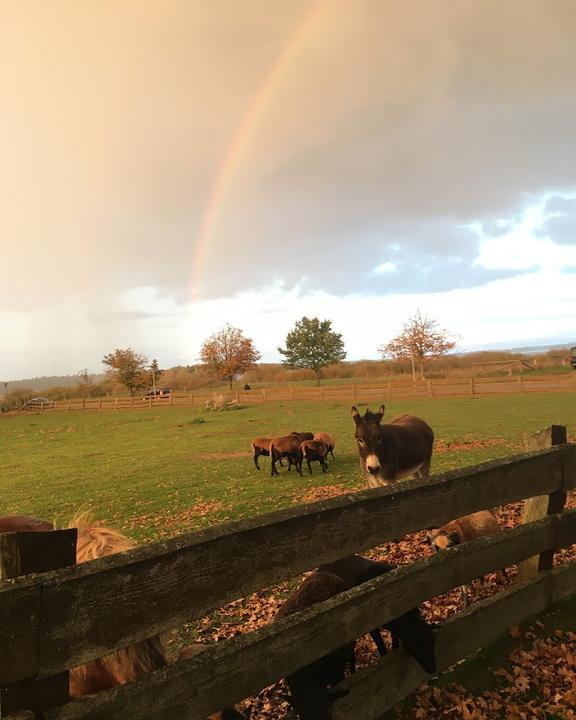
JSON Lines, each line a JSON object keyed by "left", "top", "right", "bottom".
{"left": 1, "top": 0, "right": 576, "bottom": 380}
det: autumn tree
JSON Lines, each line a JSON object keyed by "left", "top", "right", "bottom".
{"left": 378, "top": 310, "right": 457, "bottom": 381}
{"left": 200, "top": 324, "right": 261, "bottom": 389}
{"left": 102, "top": 348, "right": 149, "bottom": 396}
{"left": 278, "top": 316, "right": 346, "bottom": 386}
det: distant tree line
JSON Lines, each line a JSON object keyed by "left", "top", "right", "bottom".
{"left": 2, "top": 312, "right": 572, "bottom": 409}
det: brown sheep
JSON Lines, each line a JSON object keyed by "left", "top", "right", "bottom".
{"left": 299, "top": 439, "right": 329, "bottom": 475}
{"left": 270, "top": 434, "right": 303, "bottom": 476}
{"left": 290, "top": 431, "right": 314, "bottom": 441}
{"left": 428, "top": 509, "right": 506, "bottom": 607}
{"left": 313, "top": 432, "right": 336, "bottom": 462}
{"left": 276, "top": 571, "right": 354, "bottom": 719}
{"left": 251, "top": 436, "right": 284, "bottom": 471}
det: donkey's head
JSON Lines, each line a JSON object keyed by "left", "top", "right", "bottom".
{"left": 351, "top": 405, "right": 393, "bottom": 486}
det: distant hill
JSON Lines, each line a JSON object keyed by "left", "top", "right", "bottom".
{"left": 1, "top": 374, "right": 106, "bottom": 395}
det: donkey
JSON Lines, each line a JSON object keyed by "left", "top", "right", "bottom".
{"left": 352, "top": 405, "right": 434, "bottom": 487}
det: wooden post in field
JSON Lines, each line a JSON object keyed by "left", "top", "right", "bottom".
{"left": 517, "top": 425, "right": 567, "bottom": 582}
{"left": 236, "top": 390, "right": 240, "bottom": 402}
{"left": 131, "top": 397, "right": 135, "bottom": 408}
{"left": 517, "top": 376, "right": 523, "bottom": 392}
{"left": 428, "top": 380, "right": 433, "bottom": 397}
{"left": 0, "top": 528, "right": 77, "bottom": 715}
{"left": 170, "top": 393, "right": 174, "bottom": 406}
{"left": 387, "top": 381, "right": 392, "bottom": 398}
{"left": 99, "top": 398, "right": 103, "bottom": 410}
{"left": 470, "top": 377, "right": 475, "bottom": 396}
{"left": 149, "top": 397, "right": 152, "bottom": 409}
{"left": 352, "top": 384, "right": 357, "bottom": 400}
{"left": 262, "top": 388, "right": 266, "bottom": 402}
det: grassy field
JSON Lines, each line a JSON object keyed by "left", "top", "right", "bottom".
{"left": 1, "top": 391, "right": 575, "bottom": 543}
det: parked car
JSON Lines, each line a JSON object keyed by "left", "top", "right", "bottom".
{"left": 142, "top": 387, "right": 172, "bottom": 400}
{"left": 23, "top": 397, "right": 56, "bottom": 409}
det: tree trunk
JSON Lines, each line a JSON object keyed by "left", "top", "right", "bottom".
{"left": 315, "top": 369, "right": 321, "bottom": 386}
{"left": 228, "top": 376, "right": 233, "bottom": 390}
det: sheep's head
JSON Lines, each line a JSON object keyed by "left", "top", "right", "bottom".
{"left": 427, "top": 530, "right": 460, "bottom": 551}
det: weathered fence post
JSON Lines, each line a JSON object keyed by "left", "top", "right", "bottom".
{"left": 470, "top": 377, "right": 475, "bottom": 395}
{"left": 428, "top": 380, "right": 433, "bottom": 396}
{"left": 517, "top": 425, "right": 567, "bottom": 582}
{"left": 0, "top": 528, "right": 77, "bottom": 716}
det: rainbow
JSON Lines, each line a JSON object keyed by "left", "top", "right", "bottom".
{"left": 191, "top": 0, "right": 328, "bottom": 296}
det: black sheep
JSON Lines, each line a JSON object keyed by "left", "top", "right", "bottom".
{"left": 276, "top": 572, "right": 353, "bottom": 719}
{"left": 319, "top": 554, "right": 437, "bottom": 674}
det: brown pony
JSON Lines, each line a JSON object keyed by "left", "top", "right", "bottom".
{"left": 0, "top": 515, "right": 54, "bottom": 533}
{"left": 68, "top": 513, "right": 166, "bottom": 697}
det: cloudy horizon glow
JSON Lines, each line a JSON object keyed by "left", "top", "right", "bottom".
{"left": 1, "top": 1, "right": 576, "bottom": 381}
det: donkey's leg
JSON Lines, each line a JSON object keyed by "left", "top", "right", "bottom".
{"left": 253, "top": 449, "right": 260, "bottom": 470}
{"left": 307, "top": 458, "right": 312, "bottom": 474}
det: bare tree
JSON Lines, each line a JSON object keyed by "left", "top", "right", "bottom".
{"left": 379, "top": 310, "right": 457, "bottom": 381}
{"left": 200, "top": 324, "right": 261, "bottom": 389}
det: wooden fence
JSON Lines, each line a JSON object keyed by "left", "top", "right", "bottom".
{"left": 17, "top": 372, "right": 576, "bottom": 414}
{"left": 1, "top": 427, "right": 576, "bottom": 719}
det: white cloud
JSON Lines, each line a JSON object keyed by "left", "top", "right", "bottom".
{"left": 372, "top": 262, "right": 397, "bottom": 275}
{"left": 473, "top": 192, "right": 576, "bottom": 271}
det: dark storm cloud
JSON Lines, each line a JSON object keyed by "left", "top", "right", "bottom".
{"left": 2, "top": 0, "right": 576, "bottom": 308}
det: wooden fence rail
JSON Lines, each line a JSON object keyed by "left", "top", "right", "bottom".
{"left": 12, "top": 373, "right": 576, "bottom": 414}
{"left": 1, "top": 429, "right": 575, "bottom": 719}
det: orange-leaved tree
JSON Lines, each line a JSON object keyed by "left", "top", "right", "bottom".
{"left": 378, "top": 310, "right": 457, "bottom": 380}
{"left": 102, "top": 348, "right": 149, "bottom": 396}
{"left": 200, "top": 324, "right": 261, "bottom": 389}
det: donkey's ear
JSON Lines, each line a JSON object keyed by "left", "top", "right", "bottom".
{"left": 374, "top": 404, "right": 385, "bottom": 423}
{"left": 351, "top": 406, "right": 361, "bottom": 426}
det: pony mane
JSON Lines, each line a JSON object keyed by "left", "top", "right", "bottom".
{"left": 68, "top": 512, "right": 137, "bottom": 563}
{"left": 66, "top": 512, "right": 166, "bottom": 697}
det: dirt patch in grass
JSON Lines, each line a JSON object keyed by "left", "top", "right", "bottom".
{"left": 127, "top": 501, "right": 229, "bottom": 537}
{"left": 435, "top": 438, "right": 512, "bottom": 453}
{"left": 294, "top": 484, "right": 351, "bottom": 503}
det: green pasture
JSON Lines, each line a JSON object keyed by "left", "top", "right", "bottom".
{"left": 1, "top": 392, "right": 575, "bottom": 542}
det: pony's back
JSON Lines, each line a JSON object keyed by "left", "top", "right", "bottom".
{"left": 67, "top": 514, "right": 166, "bottom": 697}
